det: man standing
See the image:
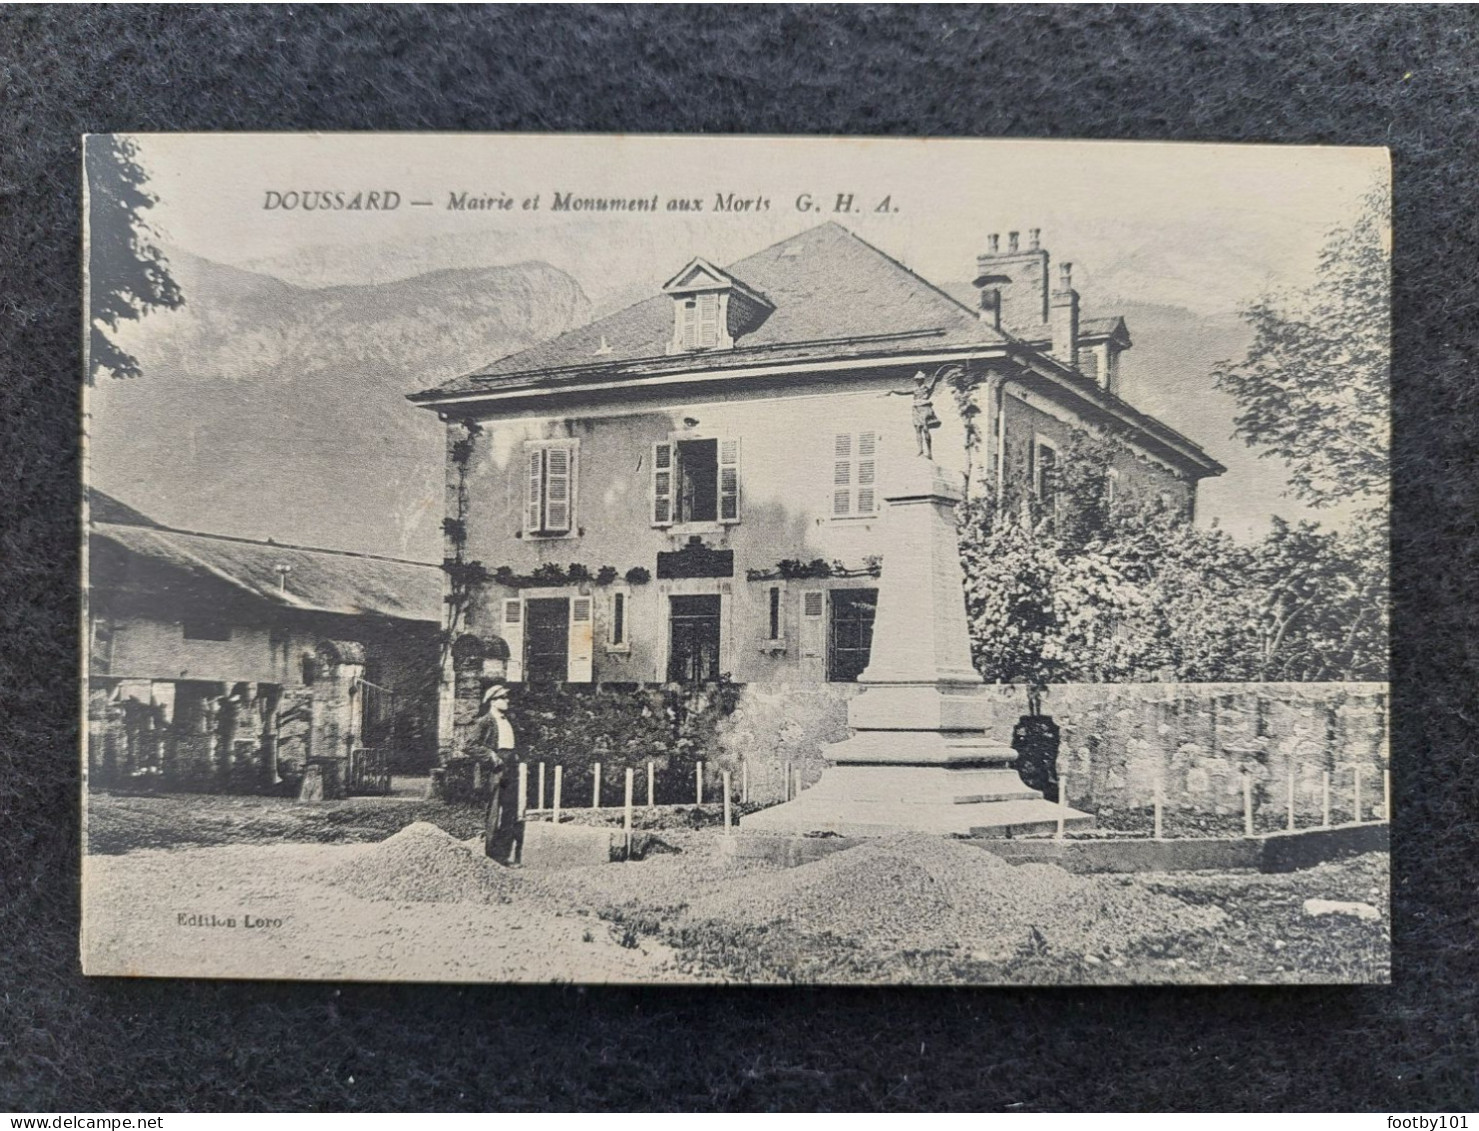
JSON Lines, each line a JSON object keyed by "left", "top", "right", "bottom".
{"left": 474, "top": 682, "right": 522, "bottom": 864}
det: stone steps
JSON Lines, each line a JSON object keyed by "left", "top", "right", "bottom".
{"left": 741, "top": 788, "right": 1094, "bottom": 839}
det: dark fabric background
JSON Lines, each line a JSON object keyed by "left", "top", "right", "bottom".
{"left": 2, "top": 4, "right": 1475, "bottom": 1112}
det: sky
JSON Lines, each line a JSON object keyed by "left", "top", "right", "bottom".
{"left": 129, "top": 133, "right": 1382, "bottom": 309}
{"left": 91, "top": 133, "right": 1388, "bottom": 542}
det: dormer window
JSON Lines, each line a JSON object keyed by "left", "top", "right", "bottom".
{"left": 662, "top": 257, "right": 773, "bottom": 355}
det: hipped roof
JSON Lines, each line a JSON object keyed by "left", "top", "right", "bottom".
{"left": 412, "top": 222, "right": 1006, "bottom": 400}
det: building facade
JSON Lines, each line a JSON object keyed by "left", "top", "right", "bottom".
{"left": 86, "top": 491, "right": 442, "bottom": 793}
{"left": 409, "top": 223, "right": 1224, "bottom": 749}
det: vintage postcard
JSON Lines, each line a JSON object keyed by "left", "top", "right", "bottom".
{"left": 82, "top": 134, "right": 1390, "bottom": 984}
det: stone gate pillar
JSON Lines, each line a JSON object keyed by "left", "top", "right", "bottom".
{"left": 309, "top": 640, "right": 366, "bottom": 798}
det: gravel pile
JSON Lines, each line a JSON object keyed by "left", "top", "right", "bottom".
{"left": 685, "top": 834, "right": 1228, "bottom": 961}
{"left": 321, "top": 821, "right": 525, "bottom": 904}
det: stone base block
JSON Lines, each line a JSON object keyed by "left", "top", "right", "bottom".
{"left": 517, "top": 821, "right": 623, "bottom": 870}
{"left": 740, "top": 764, "right": 1094, "bottom": 838}
{"left": 825, "top": 730, "right": 1019, "bottom": 766}
{"left": 795, "top": 763, "right": 1040, "bottom": 805}
{"left": 846, "top": 682, "right": 994, "bottom": 732}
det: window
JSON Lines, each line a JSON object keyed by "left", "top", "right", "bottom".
{"left": 767, "top": 585, "right": 783, "bottom": 642}
{"left": 652, "top": 437, "right": 740, "bottom": 526}
{"left": 828, "top": 589, "right": 878, "bottom": 682}
{"left": 1106, "top": 468, "right": 1120, "bottom": 509}
{"left": 832, "top": 431, "right": 879, "bottom": 517}
{"left": 1032, "top": 436, "right": 1061, "bottom": 502}
{"left": 609, "top": 591, "right": 627, "bottom": 648}
{"left": 524, "top": 441, "right": 578, "bottom": 536}
{"left": 182, "top": 617, "right": 231, "bottom": 641}
{"left": 677, "top": 293, "right": 722, "bottom": 351}
{"left": 523, "top": 598, "right": 569, "bottom": 683}
{"left": 516, "top": 596, "right": 594, "bottom": 683}
{"left": 667, "top": 595, "right": 722, "bottom": 684}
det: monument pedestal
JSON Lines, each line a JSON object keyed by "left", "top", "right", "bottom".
{"left": 742, "top": 456, "right": 1092, "bottom": 840}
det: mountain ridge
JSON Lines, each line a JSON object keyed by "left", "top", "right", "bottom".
{"left": 89, "top": 253, "right": 593, "bottom": 558}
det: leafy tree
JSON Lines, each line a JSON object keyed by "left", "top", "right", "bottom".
{"left": 959, "top": 488, "right": 1387, "bottom": 690}
{"left": 85, "top": 135, "right": 183, "bottom": 382}
{"left": 1212, "top": 184, "right": 1390, "bottom": 512}
{"left": 1244, "top": 517, "right": 1387, "bottom": 681}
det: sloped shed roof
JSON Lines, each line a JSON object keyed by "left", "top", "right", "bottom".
{"left": 88, "top": 488, "right": 161, "bottom": 528}
{"left": 91, "top": 522, "right": 442, "bottom": 624}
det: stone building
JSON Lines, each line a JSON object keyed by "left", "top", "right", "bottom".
{"left": 408, "top": 222, "right": 1225, "bottom": 747}
{"left": 85, "top": 490, "right": 442, "bottom": 794}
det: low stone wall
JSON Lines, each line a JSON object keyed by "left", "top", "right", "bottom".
{"left": 719, "top": 680, "right": 1389, "bottom": 817}
{"left": 1027, "top": 683, "right": 1389, "bottom": 820}
{"left": 715, "top": 683, "right": 863, "bottom": 804}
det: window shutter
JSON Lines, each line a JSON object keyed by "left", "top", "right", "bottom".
{"left": 857, "top": 431, "right": 878, "bottom": 514}
{"left": 502, "top": 599, "right": 524, "bottom": 682}
{"left": 525, "top": 447, "right": 544, "bottom": 532}
{"left": 680, "top": 300, "right": 697, "bottom": 349}
{"left": 543, "top": 445, "right": 573, "bottom": 533}
{"left": 833, "top": 433, "right": 852, "bottom": 516}
{"left": 567, "top": 597, "right": 594, "bottom": 683}
{"left": 718, "top": 438, "right": 741, "bottom": 522}
{"left": 652, "top": 442, "right": 674, "bottom": 525}
{"left": 800, "top": 590, "right": 825, "bottom": 658}
{"left": 698, "top": 293, "right": 720, "bottom": 347}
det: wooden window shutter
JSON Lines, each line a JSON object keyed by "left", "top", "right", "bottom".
{"left": 800, "top": 589, "right": 825, "bottom": 658}
{"left": 525, "top": 447, "right": 544, "bottom": 532}
{"left": 680, "top": 299, "right": 698, "bottom": 350}
{"left": 502, "top": 599, "right": 525, "bottom": 682}
{"left": 567, "top": 597, "right": 594, "bottom": 683}
{"left": 652, "top": 441, "right": 674, "bottom": 525}
{"left": 718, "top": 438, "right": 741, "bottom": 522}
{"left": 698, "top": 293, "right": 720, "bottom": 347}
{"left": 857, "top": 431, "right": 878, "bottom": 514}
{"left": 833, "top": 433, "right": 852, "bottom": 516}
{"left": 543, "top": 445, "right": 574, "bottom": 533}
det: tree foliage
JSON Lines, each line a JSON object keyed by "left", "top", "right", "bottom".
{"left": 1212, "top": 184, "right": 1390, "bottom": 511}
{"left": 86, "top": 135, "right": 183, "bottom": 382}
{"left": 960, "top": 464, "right": 1387, "bottom": 690}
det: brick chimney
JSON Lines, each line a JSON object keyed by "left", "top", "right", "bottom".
{"left": 1050, "top": 262, "right": 1080, "bottom": 370}
{"left": 975, "top": 228, "right": 1049, "bottom": 333}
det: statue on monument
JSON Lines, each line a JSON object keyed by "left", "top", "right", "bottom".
{"left": 883, "top": 364, "right": 961, "bottom": 459}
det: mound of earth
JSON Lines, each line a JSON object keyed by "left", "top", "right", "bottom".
{"left": 321, "top": 822, "right": 524, "bottom": 904}
{"left": 687, "top": 833, "right": 1227, "bottom": 961}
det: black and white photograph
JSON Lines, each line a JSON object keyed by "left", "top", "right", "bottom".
{"left": 82, "top": 133, "right": 1390, "bottom": 985}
